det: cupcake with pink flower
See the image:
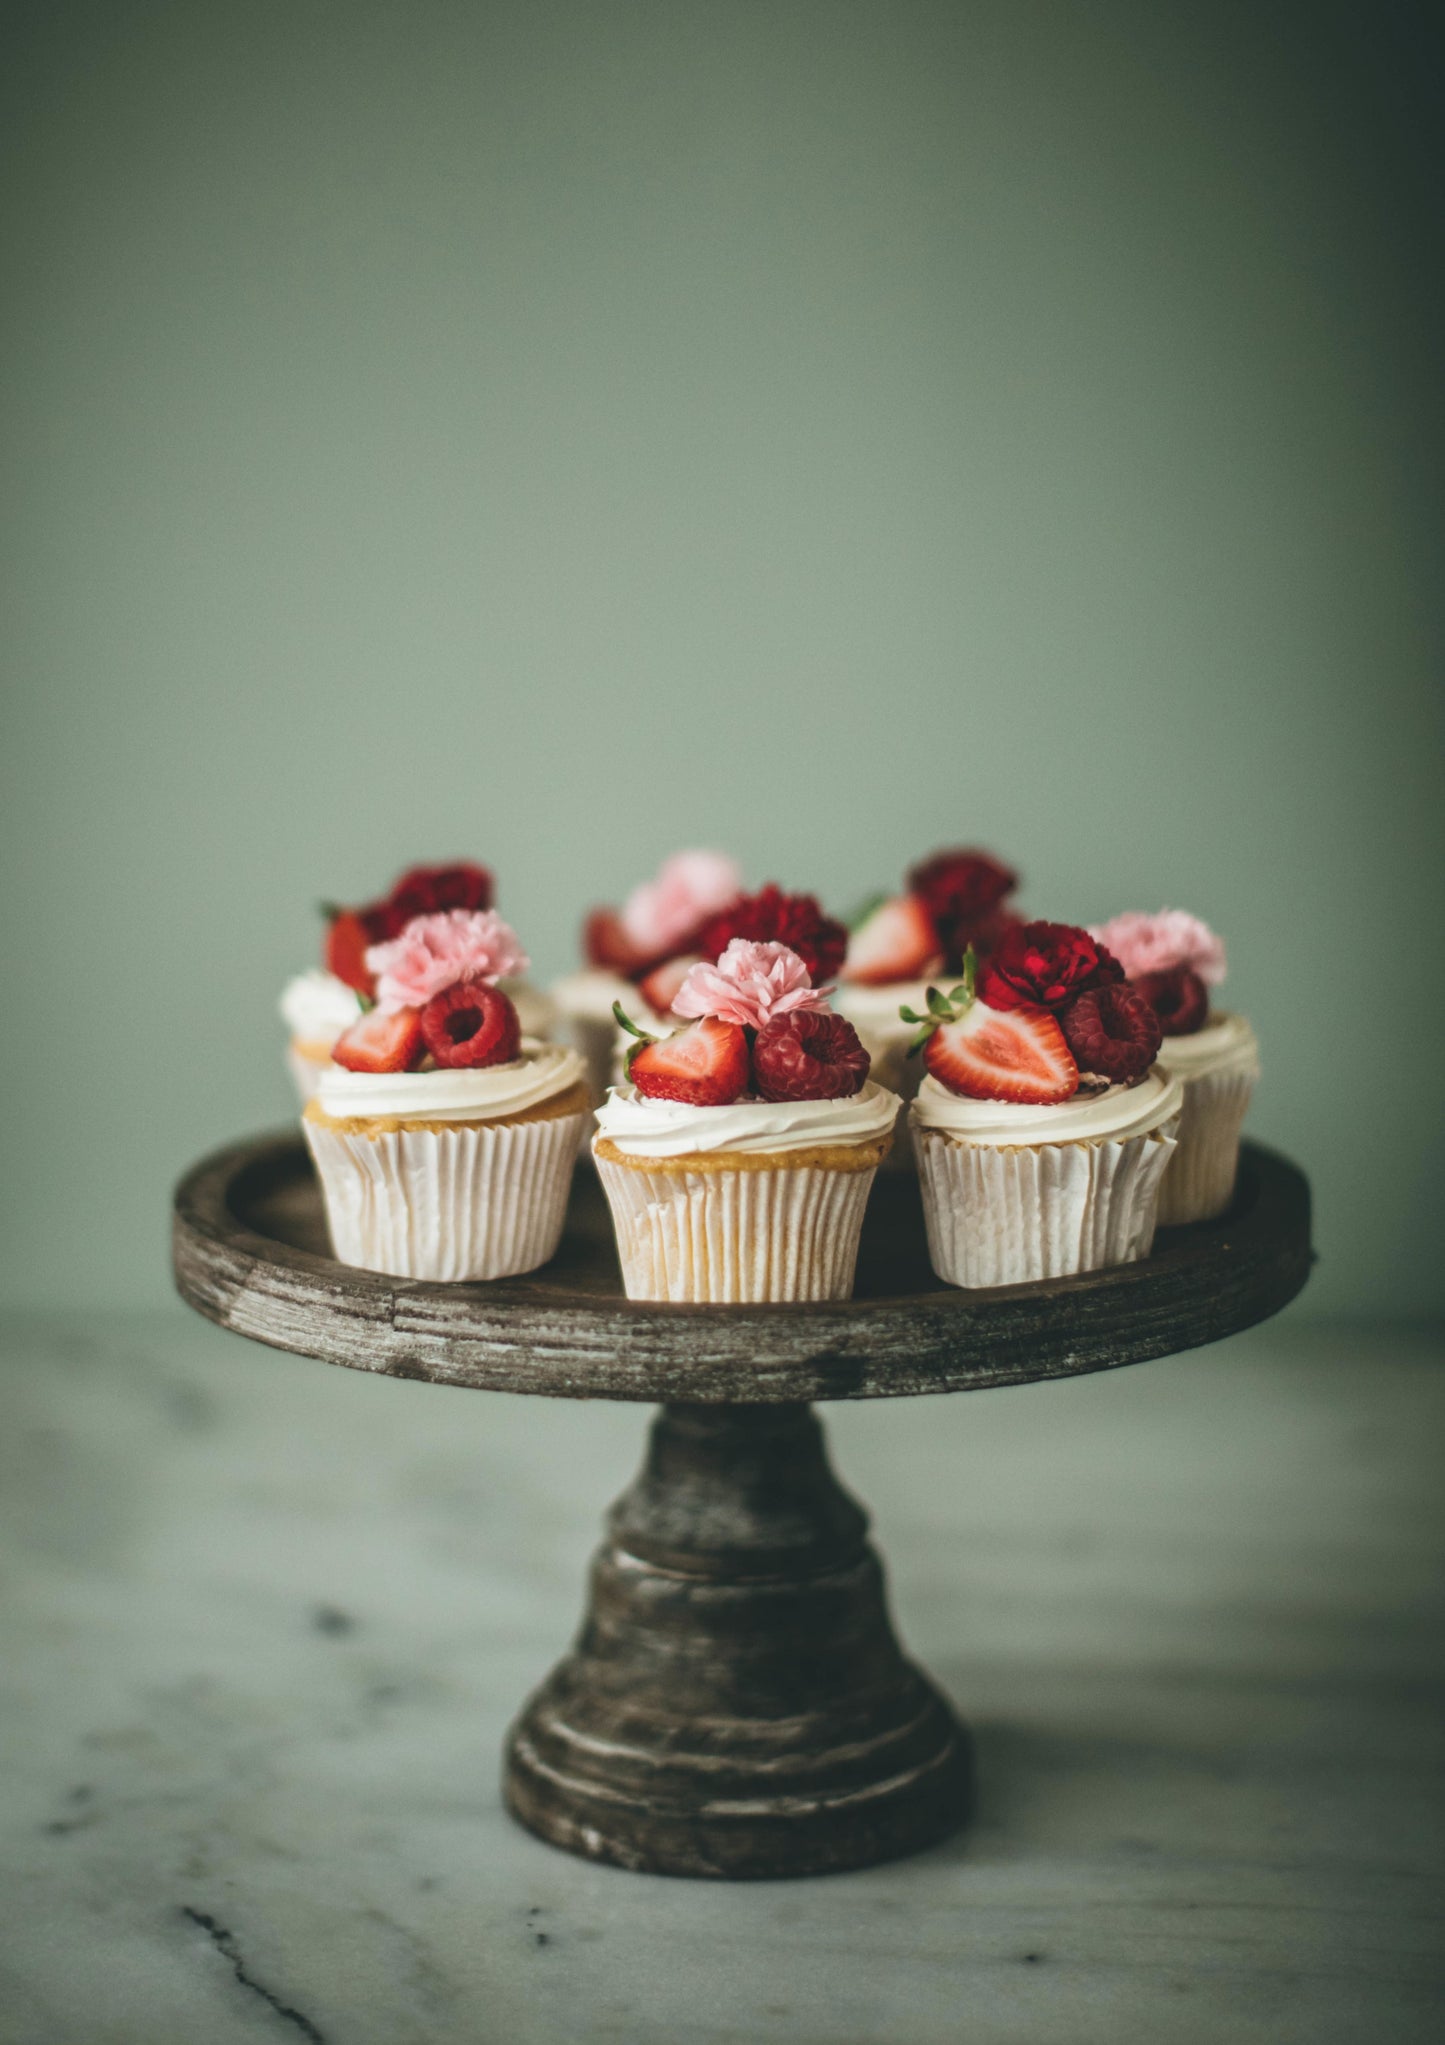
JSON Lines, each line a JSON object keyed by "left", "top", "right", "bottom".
{"left": 551, "top": 850, "right": 744, "bottom": 1106}
{"left": 906, "top": 923, "right": 1183, "bottom": 1287}
{"left": 281, "top": 862, "right": 555, "bottom": 1104}
{"left": 303, "top": 909, "right": 587, "bottom": 1281}
{"left": 1090, "top": 910, "right": 1259, "bottom": 1225}
{"left": 593, "top": 940, "right": 899, "bottom": 1303}
{"left": 595, "top": 878, "right": 851, "bottom": 1097}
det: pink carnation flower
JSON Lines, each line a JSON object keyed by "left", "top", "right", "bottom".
{"left": 671, "top": 939, "right": 832, "bottom": 1031}
{"left": 619, "top": 849, "right": 743, "bottom": 956}
{"left": 367, "top": 910, "right": 530, "bottom": 1013}
{"left": 1089, "top": 909, "right": 1227, "bottom": 986}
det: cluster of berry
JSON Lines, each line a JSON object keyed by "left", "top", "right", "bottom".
{"left": 904, "top": 922, "right": 1165, "bottom": 1106}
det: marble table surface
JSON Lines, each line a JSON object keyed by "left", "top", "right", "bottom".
{"left": 1, "top": 1308, "right": 1441, "bottom": 2045}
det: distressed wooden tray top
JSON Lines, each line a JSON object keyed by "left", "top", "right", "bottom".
{"left": 173, "top": 1134, "right": 1311, "bottom": 1404}
{"left": 172, "top": 1130, "right": 1312, "bottom": 1881}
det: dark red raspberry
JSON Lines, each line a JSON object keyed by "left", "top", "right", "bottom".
{"left": 1059, "top": 982, "right": 1162, "bottom": 1083}
{"left": 979, "top": 920, "right": 1124, "bottom": 1012}
{"left": 697, "top": 886, "right": 848, "bottom": 984}
{"left": 906, "top": 849, "right": 1018, "bottom": 965}
{"left": 420, "top": 982, "right": 521, "bottom": 1069}
{"left": 751, "top": 1010, "right": 871, "bottom": 1102}
{"left": 1133, "top": 966, "right": 1209, "bottom": 1036}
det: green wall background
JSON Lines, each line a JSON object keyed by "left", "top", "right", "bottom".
{"left": 2, "top": 1, "right": 1440, "bottom": 1317}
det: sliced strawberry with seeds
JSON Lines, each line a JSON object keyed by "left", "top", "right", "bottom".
{"left": 638, "top": 953, "right": 703, "bottom": 1016}
{"left": 332, "top": 1005, "right": 425, "bottom": 1073}
{"left": 420, "top": 982, "right": 521, "bottom": 1069}
{"left": 628, "top": 1015, "right": 750, "bottom": 1106}
{"left": 926, "top": 1000, "right": 1077, "bottom": 1104}
{"left": 325, "top": 909, "right": 377, "bottom": 996}
{"left": 842, "top": 894, "right": 942, "bottom": 985}
{"left": 583, "top": 908, "right": 648, "bottom": 975}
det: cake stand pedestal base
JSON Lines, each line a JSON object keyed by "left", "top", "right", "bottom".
{"left": 504, "top": 1403, "right": 971, "bottom": 1880}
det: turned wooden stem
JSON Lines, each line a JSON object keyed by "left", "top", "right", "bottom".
{"left": 504, "top": 1403, "right": 971, "bottom": 1879}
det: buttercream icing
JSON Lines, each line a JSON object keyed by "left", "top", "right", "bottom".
{"left": 315, "top": 1041, "right": 583, "bottom": 1123}
{"left": 1153, "top": 1010, "right": 1259, "bottom": 1079}
{"left": 911, "top": 1066, "right": 1182, "bottom": 1148}
{"left": 280, "top": 971, "right": 363, "bottom": 1045}
{"left": 595, "top": 1079, "right": 901, "bottom": 1159}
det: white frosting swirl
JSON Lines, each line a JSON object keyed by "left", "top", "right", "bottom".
{"left": 911, "top": 1066, "right": 1182, "bottom": 1147}
{"left": 831, "top": 981, "right": 933, "bottom": 1031}
{"left": 315, "top": 1042, "right": 583, "bottom": 1124}
{"left": 550, "top": 968, "right": 633, "bottom": 1023}
{"left": 595, "top": 1080, "right": 901, "bottom": 1158}
{"left": 501, "top": 978, "right": 558, "bottom": 1040}
{"left": 280, "top": 971, "right": 362, "bottom": 1045}
{"left": 1154, "top": 1009, "right": 1259, "bottom": 1080}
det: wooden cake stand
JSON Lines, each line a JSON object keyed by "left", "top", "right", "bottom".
{"left": 172, "top": 1136, "right": 1311, "bottom": 1881}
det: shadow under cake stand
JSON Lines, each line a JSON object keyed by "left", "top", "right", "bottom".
{"left": 172, "top": 1136, "right": 1311, "bottom": 1880}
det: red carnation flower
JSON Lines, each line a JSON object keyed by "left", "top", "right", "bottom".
{"left": 1133, "top": 965, "right": 1209, "bottom": 1036}
{"left": 1059, "top": 981, "right": 1162, "bottom": 1082}
{"left": 382, "top": 861, "right": 494, "bottom": 935}
{"left": 978, "top": 920, "right": 1124, "bottom": 1012}
{"left": 907, "top": 849, "right": 1018, "bottom": 967}
{"left": 696, "top": 885, "right": 848, "bottom": 984}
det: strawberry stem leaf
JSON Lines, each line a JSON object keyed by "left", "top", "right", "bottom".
{"left": 613, "top": 1001, "right": 654, "bottom": 1043}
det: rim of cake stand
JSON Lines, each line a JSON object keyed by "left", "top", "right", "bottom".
{"left": 171, "top": 1132, "right": 1311, "bottom": 1403}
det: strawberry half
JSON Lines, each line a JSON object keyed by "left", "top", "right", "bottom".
{"left": 625, "top": 1014, "right": 750, "bottom": 1106}
{"left": 331, "top": 1005, "right": 425, "bottom": 1073}
{"left": 842, "top": 894, "right": 942, "bottom": 985}
{"left": 902, "top": 951, "right": 1077, "bottom": 1104}
{"left": 583, "top": 908, "right": 648, "bottom": 975}
{"left": 325, "top": 909, "right": 377, "bottom": 996}
{"left": 926, "top": 1001, "right": 1077, "bottom": 1103}
{"left": 637, "top": 953, "right": 702, "bottom": 1016}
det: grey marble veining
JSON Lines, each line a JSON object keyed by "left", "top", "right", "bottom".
{"left": 1, "top": 1311, "right": 1441, "bottom": 2045}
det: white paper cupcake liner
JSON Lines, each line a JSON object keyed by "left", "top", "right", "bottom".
{"left": 594, "top": 1150, "right": 879, "bottom": 1303}
{"left": 914, "top": 1119, "right": 1179, "bottom": 1288}
{"left": 304, "top": 1108, "right": 586, "bottom": 1281}
{"left": 1157, "top": 1066, "right": 1256, "bottom": 1226}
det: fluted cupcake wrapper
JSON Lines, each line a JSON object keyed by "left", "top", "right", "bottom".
{"left": 594, "top": 1151, "right": 879, "bottom": 1303}
{"left": 304, "top": 1110, "right": 586, "bottom": 1281}
{"left": 1156, "top": 1066, "right": 1256, "bottom": 1225}
{"left": 914, "top": 1119, "right": 1179, "bottom": 1289}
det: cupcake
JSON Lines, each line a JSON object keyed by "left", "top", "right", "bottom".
{"left": 303, "top": 909, "right": 587, "bottom": 1281}
{"left": 551, "top": 849, "right": 743, "bottom": 1107}
{"left": 594, "top": 940, "right": 898, "bottom": 1303}
{"left": 908, "top": 924, "right": 1182, "bottom": 1287}
{"left": 1091, "top": 910, "right": 1259, "bottom": 1224}
{"left": 283, "top": 861, "right": 554, "bottom": 1104}
{"left": 834, "top": 848, "right": 1020, "bottom": 1105}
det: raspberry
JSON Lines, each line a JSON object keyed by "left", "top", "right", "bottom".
{"left": 420, "top": 982, "right": 521, "bottom": 1069}
{"left": 697, "top": 886, "right": 847, "bottom": 984}
{"left": 1059, "top": 982, "right": 1162, "bottom": 1083}
{"left": 752, "top": 1010, "right": 870, "bottom": 1102}
{"left": 1133, "top": 966, "right": 1209, "bottom": 1036}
